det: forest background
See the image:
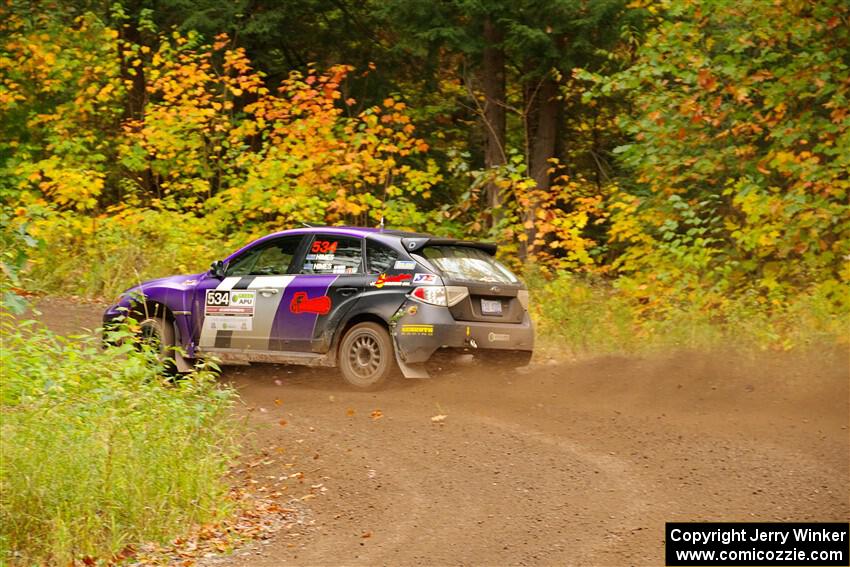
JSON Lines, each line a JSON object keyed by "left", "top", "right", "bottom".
{"left": 2, "top": 0, "right": 849, "bottom": 351}
{"left": 2, "top": 0, "right": 849, "bottom": 563}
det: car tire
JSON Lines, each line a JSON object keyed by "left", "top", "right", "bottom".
{"left": 338, "top": 322, "right": 395, "bottom": 390}
{"left": 138, "top": 316, "right": 177, "bottom": 374}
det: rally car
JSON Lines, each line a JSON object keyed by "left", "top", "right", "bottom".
{"left": 103, "top": 226, "right": 534, "bottom": 388}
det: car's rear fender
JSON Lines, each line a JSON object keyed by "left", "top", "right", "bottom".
{"left": 326, "top": 293, "right": 406, "bottom": 358}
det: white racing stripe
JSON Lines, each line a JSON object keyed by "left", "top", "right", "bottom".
{"left": 199, "top": 276, "right": 250, "bottom": 347}
{"left": 217, "top": 276, "right": 241, "bottom": 291}
{"left": 247, "top": 276, "right": 294, "bottom": 289}
{"left": 230, "top": 276, "right": 296, "bottom": 350}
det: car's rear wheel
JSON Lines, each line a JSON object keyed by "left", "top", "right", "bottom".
{"left": 138, "top": 316, "right": 177, "bottom": 373}
{"left": 338, "top": 322, "right": 395, "bottom": 389}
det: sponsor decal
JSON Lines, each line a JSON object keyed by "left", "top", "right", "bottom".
{"left": 394, "top": 260, "right": 416, "bottom": 270}
{"left": 231, "top": 291, "right": 256, "bottom": 305}
{"left": 314, "top": 262, "right": 333, "bottom": 271}
{"left": 205, "top": 289, "right": 256, "bottom": 331}
{"left": 412, "top": 273, "right": 438, "bottom": 284}
{"left": 306, "top": 253, "right": 335, "bottom": 261}
{"left": 182, "top": 279, "right": 198, "bottom": 286}
{"left": 400, "top": 324, "right": 434, "bottom": 336}
{"left": 371, "top": 273, "right": 412, "bottom": 288}
{"left": 290, "top": 291, "right": 331, "bottom": 315}
{"left": 488, "top": 332, "right": 510, "bottom": 342}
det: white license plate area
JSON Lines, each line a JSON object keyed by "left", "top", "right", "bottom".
{"left": 481, "top": 298, "right": 503, "bottom": 315}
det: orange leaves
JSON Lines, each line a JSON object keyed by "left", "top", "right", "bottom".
{"left": 6, "top": 17, "right": 439, "bottom": 230}
{"left": 213, "top": 33, "right": 230, "bottom": 51}
{"left": 696, "top": 68, "right": 717, "bottom": 92}
{"left": 494, "top": 159, "right": 609, "bottom": 273}
{"left": 2, "top": 11, "right": 125, "bottom": 210}
{"left": 211, "top": 62, "right": 437, "bottom": 228}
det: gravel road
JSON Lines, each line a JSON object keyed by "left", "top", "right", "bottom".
{"left": 33, "top": 298, "right": 850, "bottom": 566}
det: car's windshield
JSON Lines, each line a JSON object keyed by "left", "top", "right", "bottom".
{"left": 420, "top": 246, "right": 518, "bottom": 284}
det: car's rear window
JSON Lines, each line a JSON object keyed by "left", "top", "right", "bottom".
{"left": 420, "top": 246, "right": 518, "bottom": 284}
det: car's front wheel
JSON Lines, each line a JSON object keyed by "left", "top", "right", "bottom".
{"left": 137, "top": 316, "right": 177, "bottom": 373}
{"left": 338, "top": 322, "right": 395, "bottom": 389}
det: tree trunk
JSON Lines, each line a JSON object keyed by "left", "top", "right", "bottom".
{"left": 527, "top": 75, "right": 559, "bottom": 253}
{"left": 481, "top": 16, "right": 506, "bottom": 228}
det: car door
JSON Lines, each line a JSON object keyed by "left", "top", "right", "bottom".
{"left": 196, "top": 235, "right": 305, "bottom": 351}
{"left": 269, "top": 234, "right": 367, "bottom": 353}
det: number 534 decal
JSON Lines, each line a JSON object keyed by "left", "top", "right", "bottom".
{"left": 311, "top": 240, "right": 339, "bottom": 253}
{"left": 206, "top": 290, "right": 230, "bottom": 306}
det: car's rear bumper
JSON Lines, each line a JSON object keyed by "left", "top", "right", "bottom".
{"left": 391, "top": 300, "right": 534, "bottom": 364}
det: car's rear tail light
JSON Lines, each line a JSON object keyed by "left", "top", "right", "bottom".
{"left": 411, "top": 286, "right": 468, "bottom": 307}
{"left": 411, "top": 286, "right": 445, "bottom": 305}
{"left": 517, "top": 289, "right": 530, "bottom": 310}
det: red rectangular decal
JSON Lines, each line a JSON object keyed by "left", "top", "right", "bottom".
{"left": 290, "top": 291, "right": 331, "bottom": 315}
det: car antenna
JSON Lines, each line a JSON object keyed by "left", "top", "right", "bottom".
{"left": 301, "top": 222, "right": 323, "bottom": 228}
{"left": 379, "top": 216, "right": 385, "bottom": 231}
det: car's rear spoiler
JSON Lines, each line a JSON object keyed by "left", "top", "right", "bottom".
{"left": 400, "top": 237, "right": 498, "bottom": 255}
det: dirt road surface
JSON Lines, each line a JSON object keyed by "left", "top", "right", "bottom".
{"left": 33, "top": 299, "right": 850, "bottom": 566}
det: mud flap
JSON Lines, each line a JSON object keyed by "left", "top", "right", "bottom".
{"left": 174, "top": 349, "right": 194, "bottom": 373}
{"left": 391, "top": 332, "right": 430, "bottom": 379}
{"left": 172, "top": 320, "right": 194, "bottom": 373}
{"left": 395, "top": 350, "right": 430, "bottom": 379}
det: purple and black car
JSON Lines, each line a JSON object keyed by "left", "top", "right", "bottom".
{"left": 103, "top": 226, "right": 534, "bottom": 388}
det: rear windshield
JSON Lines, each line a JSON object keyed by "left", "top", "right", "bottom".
{"left": 420, "top": 246, "right": 519, "bottom": 284}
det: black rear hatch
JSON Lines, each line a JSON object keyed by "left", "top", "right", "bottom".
{"left": 411, "top": 243, "right": 525, "bottom": 324}
{"left": 449, "top": 281, "right": 524, "bottom": 323}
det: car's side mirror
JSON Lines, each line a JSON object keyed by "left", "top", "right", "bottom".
{"left": 210, "top": 260, "right": 226, "bottom": 279}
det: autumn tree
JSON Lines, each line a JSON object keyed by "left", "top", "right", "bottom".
{"left": 598, "top": 0, "right": 850, "bottom": 306}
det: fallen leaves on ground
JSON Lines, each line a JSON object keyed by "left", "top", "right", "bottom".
{"left": 128, "top": 449, "right": 325, "bottom": 566}
{"left": 131, "top": 493, "right": 302, "bottom": 566}
{"left": 430, "top": 414, "right": 448, "bottom": 423}
{"left": 370, "top": 409, "right": 383, "bottom": 420}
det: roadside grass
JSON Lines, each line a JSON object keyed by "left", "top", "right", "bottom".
{"left": 26, "top": 209, "right": 224, "bottom": 300}
{"left": 527, "top": 272, "right": 849, "bottom": 359}
{"left": 0, "top": 315, "right": 239, "bottom": 565}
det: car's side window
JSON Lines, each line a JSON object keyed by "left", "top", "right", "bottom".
{"left": 225, "top": 248, "right": 262, "bottom": 277}
{"left": 226, "top": 236, "right": 303, "bottom": 276}
{"left": 301, "top": 235, "right": 362, "bottom": 275}
{"left": 366, "top": 240, "right": 399, "bottom": 274}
